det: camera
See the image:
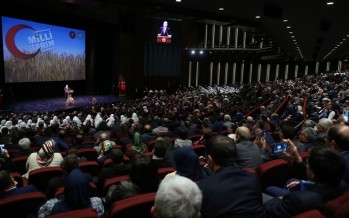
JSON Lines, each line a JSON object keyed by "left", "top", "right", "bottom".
{"left": 271, "top": 142, "right": 288, "bottom": 154}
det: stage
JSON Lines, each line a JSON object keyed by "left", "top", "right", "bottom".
{"left": 3, "top": 95, "right": 121, "bottom": 114}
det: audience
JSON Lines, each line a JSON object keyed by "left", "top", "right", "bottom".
{"left": 24, "top": 139, "right": 63, "bottom": 179}
{"left": 12, "top": 137, "right": 33, "bottom": 158}
{"left": 197, "top": 135, "right": 265, "bottom": 218}
{"left": 0, "top": 170, "right": 37, "bottom": 199}
{"left": 151, "top": 175, "right": 202, "bottom": 218}
{"left": 125, "top": 132, "right": 148, "bottom": 160}
{"left": 105, "top": 156, "right": 159, "bottom": 209}
{"left": 38, "top": 168, "right": 104, "bottom": 217}
{"left": 264, "top": 141, "right": 347, "bottom": 217}
{"left": 235, "top": 126, "right": 262, "bottom": 169}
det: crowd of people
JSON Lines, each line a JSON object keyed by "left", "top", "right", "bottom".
{"left": 0, "top": 71, "right": 348, "bottom": 217}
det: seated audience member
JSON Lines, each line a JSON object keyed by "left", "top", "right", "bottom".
{"left": 94, "top": 132, "right": 115, "bottom": 154}
{"left": 264, "top": 141, "right": 347, "bottom": 217}
{"left": 73, "top": 134, "right": 91, "bottom": 149}
{"left": 12, "top": 137, "right": 34, "bottom": 158}
{"left": 125, "top": 132, "right": 148, "bottom": 160}
{"left": 326, "top": 124, "right": 349, "bottom": 185}
{"left": 298, "top": 127, "right": 323, "bottom": 151}
{"left": 38, "top": 168, "right": 104, "bottom": 217}
{"left": 152, "top": 139, "right": 171, "bottom": 168}
{"left": 173, "top": 128, "right": 192, "bottom": 147}
{"left": 141, "top": 124, "right": 157, "bottom": 145}
{"left": 169, "top": 146, "right": 209, "bottom": 181}
{"left": 98, "top": 149, "right": 131, "bottom": 184}
{"left": 315, "top": 118, "right": 333, "bottom": 139}
{"left": 35, "top": 127, "right": 69, "bottom": 152}
{"left": 257, "top": 124, "right": 305, "bottom": 163}
{"left": 46, "top": 154, "right": 81, "bottom": 199}
{"left": 198, "top": 135, "right": 265, "bottom": 218}
{"left": 24, "top": 139, "right": 64, "bottom": 179}
{"left": 105, "top": 156, "right": 160, "bottom": 209}
{"left": 235, "top": 126, "right": 262, "bottom": 169}
{"left": 151, "top": 175, "right": 202, "bottom": 218}
{"left": 97, "top": 140, "right": 113, "bottom": 166}
{"left": 0, "top": 148, "right": 13, "bottom": 171}
{"left": 0, "top": 170, "right": 37, "bottom": 199}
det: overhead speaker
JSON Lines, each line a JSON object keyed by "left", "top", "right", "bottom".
{"left": 263, "top": 4, "right": 283, "bottom": 18}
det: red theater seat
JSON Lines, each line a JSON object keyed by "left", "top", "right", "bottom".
{"left": 108, "top": 192, "right": 156, "bottom": 218}
{"left": 47, "top": 208, "right": 98, "bottom": 218}
{"left": 256, "top": 159, "right": 290, "bottom": 190}
{"left": 28, "top": 166, "right": 64, "bottom": 193}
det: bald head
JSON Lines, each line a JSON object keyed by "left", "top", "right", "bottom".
{"left": 246, "top": 116, "right": 254, "bottom": 122}
{"left": 100, "top": 132, "right": 109, "bottom": 141}
{"left": 236, "top": 126, "right": 251, "bottom": 140}
{"left": 327, "top": 124, "right": 349, "bottom": 151}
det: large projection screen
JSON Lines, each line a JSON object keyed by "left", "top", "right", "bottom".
{"left": 2, "top": 16, "right": 86, "bottom": 83}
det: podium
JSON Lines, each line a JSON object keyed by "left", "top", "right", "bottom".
{"left": 65, "top": 89, "right": 74, "bottom": 99}
{"left": 157, "top": 36, "right": 171, "bottom": 44}
{"left": 65, "top": 89, "right": 74, "bottom": 105}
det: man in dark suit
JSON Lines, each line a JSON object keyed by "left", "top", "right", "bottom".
{"left": 0, "top": 170, "right": 37, "bottom": 199}
{"left": 197, "top": 135, "right": 266, "bottom": 218}
{"left": 264, "top": 140, "right": 347, "bottom": 217}
{"left": 158, "top": 21, "right": 172, "bottom": 37}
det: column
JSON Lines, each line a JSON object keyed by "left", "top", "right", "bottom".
{"left": 204, "top": 24, "right": 208, "bottom": 48}
{"left": 275, "top": 64, "right": 279, "bottom": 80}
{"left": 242, "top": 31, "right": 247, "bottom": 49}
{"left": 232, "top": 62, "right": 236, "bottom": 84}
{"left": 195, "top": 62, "right": 199, "bottom": 87}
{"left": 234, "top": 27, "right": 239, "bottom": 49}
{"left": 211, "top": 24, "right": 215, "bottom": 49}
{"left": 219, "top": 25, "right": 223, "bottom": 47}
{"left": 240, "top": 61, "right": 245, "bottom": 84}
{"left": 338, "top": 60, "right": 342, "bottom": 72}
{"left": 266, "top": 64, "right": 270, "bottom": 82}
{"left": 315, "top": 61, "right": 319, "bottom": 74}
{"left": 326, "top": 62, "right": 330, "bottom": 72}
{"left": 188, "top": 61, "right": 192, "bottom": 87}
{"left": 305, "top": 65, "right": 308, "bottom": 76}
{"left": 224, "top": 62, "right": 228, "bottom": 85}
{"left": 294, "top": 65, "right": 298, "bottom": 78}
{"left": 257, "top": 63, "right": 261, "bottom": 82}
{"left": 248, "top": 63, "right": 253, "bottom": 83}
{"left": 285, "top": 65, "right": 289, "bottom": 80}
{"left": 226, "top": 27, "right": 231, "bottom": 47}
{"left": 209, "top": 62, "right": 213, "bottom": 86}
{"left": 217, "top": 62, "right": 221, "bottom": 85}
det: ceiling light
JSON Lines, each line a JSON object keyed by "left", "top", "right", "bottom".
{"left": 283, "top": 19, "right": 288, "bottom": 22}
{"left": 199, "top": 50, "right": 204, "bottom": 54}
{"left": 289, "top": 32, "right": 293, "bottom": 34}
{"left": 191, "top": 50, "right": 195, "bottom": 54}
{"left": 286, "top": 26, "right": 291, "bottom": 29}
{"left": 255, "top": 15, "right": 261, "bottom": 19}
{"left": 326, "top": 1, "right": 334, "bottom": 5}
{"left": 291, "top": 35, "right": 295, "bottom": 38}
{"left": 176, "top": 0, "right": 181, "bottom": 2}
{"left": 219, "top": 8, "right": 224, "bottom": 11}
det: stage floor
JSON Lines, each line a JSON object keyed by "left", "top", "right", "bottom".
{"left": 3, "top": 95, "right": 120, "bottom": 113}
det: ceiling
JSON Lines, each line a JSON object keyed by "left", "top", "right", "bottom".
{"left": 144, "top": 0, "right": 349, "bottom": 61}
{"left": 3, "top": 0, "right": 349, "bottom": 61}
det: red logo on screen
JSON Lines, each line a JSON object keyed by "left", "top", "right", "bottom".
{"left": 5, "top": 24, "right": 40, "bottom": 59}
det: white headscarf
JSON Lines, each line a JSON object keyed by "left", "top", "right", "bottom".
{"left": 132, "top": 112, "right": 139, "bottom": 123}
{"left": 83, "top": 114, "right": 94, "bottom": 126}
{"left": 107, "top": 114, "right": 115, "bottom": 127}
{"left": 73, "top": 116, "right": 82, "bottom": 128}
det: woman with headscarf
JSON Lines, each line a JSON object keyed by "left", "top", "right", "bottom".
{"left": 83, "top": 114, "right": 94, "bottom": 126}
{"left": 23, "top": 139, "right": 63, "bottom": 179}
{"left": 38, "top": 168, "right": 104, "bottom": 217}
{"left": 125, "top": 132, "right": 148, "bottom": 160}
{"left": 169, "top": 146, "right": 209, "bottom": 181}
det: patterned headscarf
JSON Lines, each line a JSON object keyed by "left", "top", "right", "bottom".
{"left": 37, "top": 140, "right": 55, "bottom": 167}
{"left": 98, "top": 140, "right": 113, "bottom": 158}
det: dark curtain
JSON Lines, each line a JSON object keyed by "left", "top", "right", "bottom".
{"left": 144, "top": 43, "right": 181, "bottom": 77}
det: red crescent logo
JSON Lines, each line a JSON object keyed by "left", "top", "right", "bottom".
{"left": 5, "top": 24, "right": 40, "bottom": 59}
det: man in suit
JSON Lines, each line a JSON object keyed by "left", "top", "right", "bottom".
{"left": 158, "top": 21, "right": 172, "bottom": 37}
{"left": 0, "top": 170, "right": 37, "bottom": 199}
{"left": 235, "top": 126, "right": 262, "bottom": 169}
{"left": 197, "top": 135, "right": 265, "bottom": 218}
